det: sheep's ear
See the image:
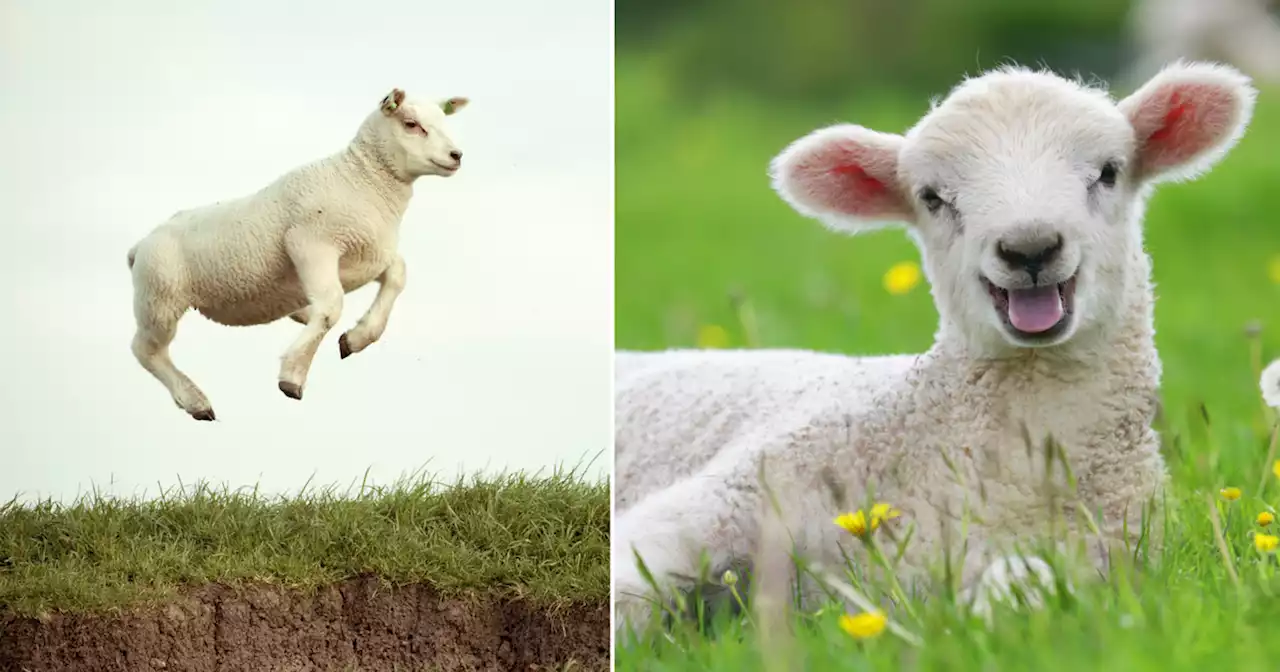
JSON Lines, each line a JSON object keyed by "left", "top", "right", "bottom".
{"left": 1118, "top": 61, "right": 1256, "bottom": 184}
{"left": 769, "top": 124, "right": 912, "bottom": 234}
{"left": 441, "top": 97, "right": 469, "bottom": 115}
{"left": 380, "top": 88, "right": 406, "bottom": 115}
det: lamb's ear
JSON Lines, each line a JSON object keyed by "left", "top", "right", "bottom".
{"left": 1118, "top": 61, "right": 1256, "bottom": 184}
{"left": 769, "top": 124, "right": 912, "bottom": 233}
{"left": 440, "top": 97, "right": 469, "bottom": 115}
{"left": 381, "top": 88, "right": 407, "bottom": 115}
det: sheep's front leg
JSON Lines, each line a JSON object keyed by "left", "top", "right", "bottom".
{"left": 337, "top": 255, "right": 406, "bottom": 359}
{"left": 278, "top": 234, "right": 344, "bottom": 400}
{"left": 961, "top": 553, "right": 1065, "bottom": 624}
{"left": 951, "top": 528, "right": 1093, "bottom": 625}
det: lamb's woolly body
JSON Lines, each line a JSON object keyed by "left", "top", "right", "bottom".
{"left": 614, "top": 320, "right": 1163, "bottom": 625}
{"left": 130, "top": 133, "right": 411, "bottom": 328}
{"left": 128, "top": 89, "right": 468, "bottom": 420}
{"left": 614, "top": 61, "right": 1255, "bottom": 634}
{"left": 615, "top": 289, "right": 1163, "bottom": 577}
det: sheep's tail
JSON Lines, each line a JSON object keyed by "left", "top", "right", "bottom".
{"left": 127, "top": 244, "right": 138, "bottom": 270}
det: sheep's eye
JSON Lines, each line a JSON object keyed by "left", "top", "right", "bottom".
{"left": 920, "top": 187, "right": 945, "bottom": 213}
{"left": 1097, "top": 161, "right": 1118, "bottom": 188}
{"left": 403, "top": 120, "right": 418, "bottom": 130}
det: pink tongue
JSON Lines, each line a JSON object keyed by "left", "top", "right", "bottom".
{"left": 1007, "top": 286, "right": 1063, "bottom": 333}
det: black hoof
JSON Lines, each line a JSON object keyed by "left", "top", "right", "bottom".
{"left": 278, "top": 381, "right": 303, "bottom": 400}
{"left": 339, "top": 333, "right": 352, "bottom": 359}
{"left": 191, "top": 409, "right": 216, "bottom": 422}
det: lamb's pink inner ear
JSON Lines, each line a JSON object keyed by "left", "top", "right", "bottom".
{"left": 1130, "top": 83, "right": 1237, "bottom": 174}
{"left": 795, "top": 139, "right": 903, "bottom": 218}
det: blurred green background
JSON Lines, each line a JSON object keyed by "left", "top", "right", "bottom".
{"left": 615, "top": 0, "right": 1280, "bottom": 481}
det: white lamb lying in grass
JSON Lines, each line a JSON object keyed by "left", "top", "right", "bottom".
{"left": 613, "top": 61, "right": 1255, "bottom": 634}
{"left": 127, "top": 88, "right": 469, "bottom": 421}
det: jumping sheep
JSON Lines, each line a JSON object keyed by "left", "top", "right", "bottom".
{"left": 127, "top": 88, "right": 469, "bottom": 421}
{"left": 613, "top": 61, "right": 1255, "bottom": 633}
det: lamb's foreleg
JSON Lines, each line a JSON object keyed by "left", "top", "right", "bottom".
{"left": 948, "top": 514, "right": 1112, "bottom": 625}
{"left": 337, "top": 255, "right": 406, "bottom": 359}
{"left": 960, "top": 551, "right": 1066, "bottom": 625}
{"left": 613, "top": 469, "right": 758, "bottom": 639}
{"left": 956, "top": 492, "right": 1155, "bottom": 625}
{"left": 278, "top": 234, "right": 344, "bottom": 400}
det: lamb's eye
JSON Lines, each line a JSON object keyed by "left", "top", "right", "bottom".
{"left": 920, "top": 187, "right": 945, "bottom": 213}
{"left": 403, "top": 120, "right": 418, "bottom": 130}
{"left": 1097, "top": 161, "right": 1118, "bottom": 188}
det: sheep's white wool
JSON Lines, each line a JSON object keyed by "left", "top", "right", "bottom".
{"left": 1261, "top": 359, "right": 1280, "bottom": 408}
{"left": 613, "top": 61, "right": 1256, "bottom": 635}
{"left": 127, "top": 88, "right": 470, "bottom": 420}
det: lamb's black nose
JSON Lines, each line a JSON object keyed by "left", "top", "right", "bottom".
{"left": 996, "top": 234, "right": 1063, "bottom": 284}
{"left": 449, "top": 150, "right": 463, "bottom": 161}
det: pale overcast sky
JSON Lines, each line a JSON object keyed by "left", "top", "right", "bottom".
{"left": 0, "top": 0, "right": 613, "bottom": 502}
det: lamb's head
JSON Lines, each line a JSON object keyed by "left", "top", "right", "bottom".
{"left": 364, "top": 88, "right": 469, "bottom": 179}
{"left": 770, "top": 62, "right": 1254, "bottom": 355}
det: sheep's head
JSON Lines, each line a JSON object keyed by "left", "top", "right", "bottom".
{"left": 369, "top": 88, "right": 469, "bottom": 179}
{"left": 770, "top": 61, "right": 1255, "bottom": 355}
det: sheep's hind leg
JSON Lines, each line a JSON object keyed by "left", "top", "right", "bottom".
{"left": 278, "top": 234, "right": 344, "bottom": 400}
{"left": 614, "top": 472, "right": 752, "bottom": 639}
{"left": 338, "top": 255, "right": 406, "bottom": 359}
{"left": 131, "top": 294, "right": 215, "bottom": 421}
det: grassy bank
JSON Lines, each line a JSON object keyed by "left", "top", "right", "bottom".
{"left": 614, "top": 51, "right": 1280, "bottom": 671}
{"left": 0, "top": 469, "right": 610, "bottom": 617}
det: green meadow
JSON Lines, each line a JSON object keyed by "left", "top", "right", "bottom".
{"left": 0, "top": 471, "right": 610, "bottom": 616}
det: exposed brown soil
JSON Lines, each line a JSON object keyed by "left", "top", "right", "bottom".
{"left": 0, "top": 576, "right": 609, "bottom": 671}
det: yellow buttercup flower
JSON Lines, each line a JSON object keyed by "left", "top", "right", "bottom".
{"left": 1268, "top": 255, "right": 1280, "bottom": 284}
{"left": 883, "top": 261, "right": 922, "bottom": 295}
{"left": 1257, "top": 533, "right": 1279, "bottom": 553}
{"left": 1273, "top": 460, "right": 1280, "bottom": 481}
{"left": 696, "top": 324, "right": 730, "bottom": 349}
{"left": 839, "top": 610, "right": 887, "bottom": 639}
{"left": 869, "top": 503, "right": 901, "bottom": 523}
{"left": 835, "top": 511, "right": 870, "bottom": 536}
{"left": 834, "top": 503, "right": 901, "bottom": 537}
{"left": 1258, "top": 511, "right": 1275, "bottom": 527}
{"left": 1221, "top": 487, "right": 1242, "bottom": 501}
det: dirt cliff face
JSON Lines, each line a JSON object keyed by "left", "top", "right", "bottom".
{"left": 0, "top": 576, "right": 609, "bottom": 671}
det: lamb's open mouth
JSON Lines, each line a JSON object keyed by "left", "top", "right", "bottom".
{"left": 984, "top": 275, "right": 1077, "bottom": 341}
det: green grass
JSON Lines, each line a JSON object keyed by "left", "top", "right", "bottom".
{"left": 615, "top": 52, "right": 1280, "bottom": 670}
{"left": 0, "top": 468, "right": 610, "bottom": 617}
